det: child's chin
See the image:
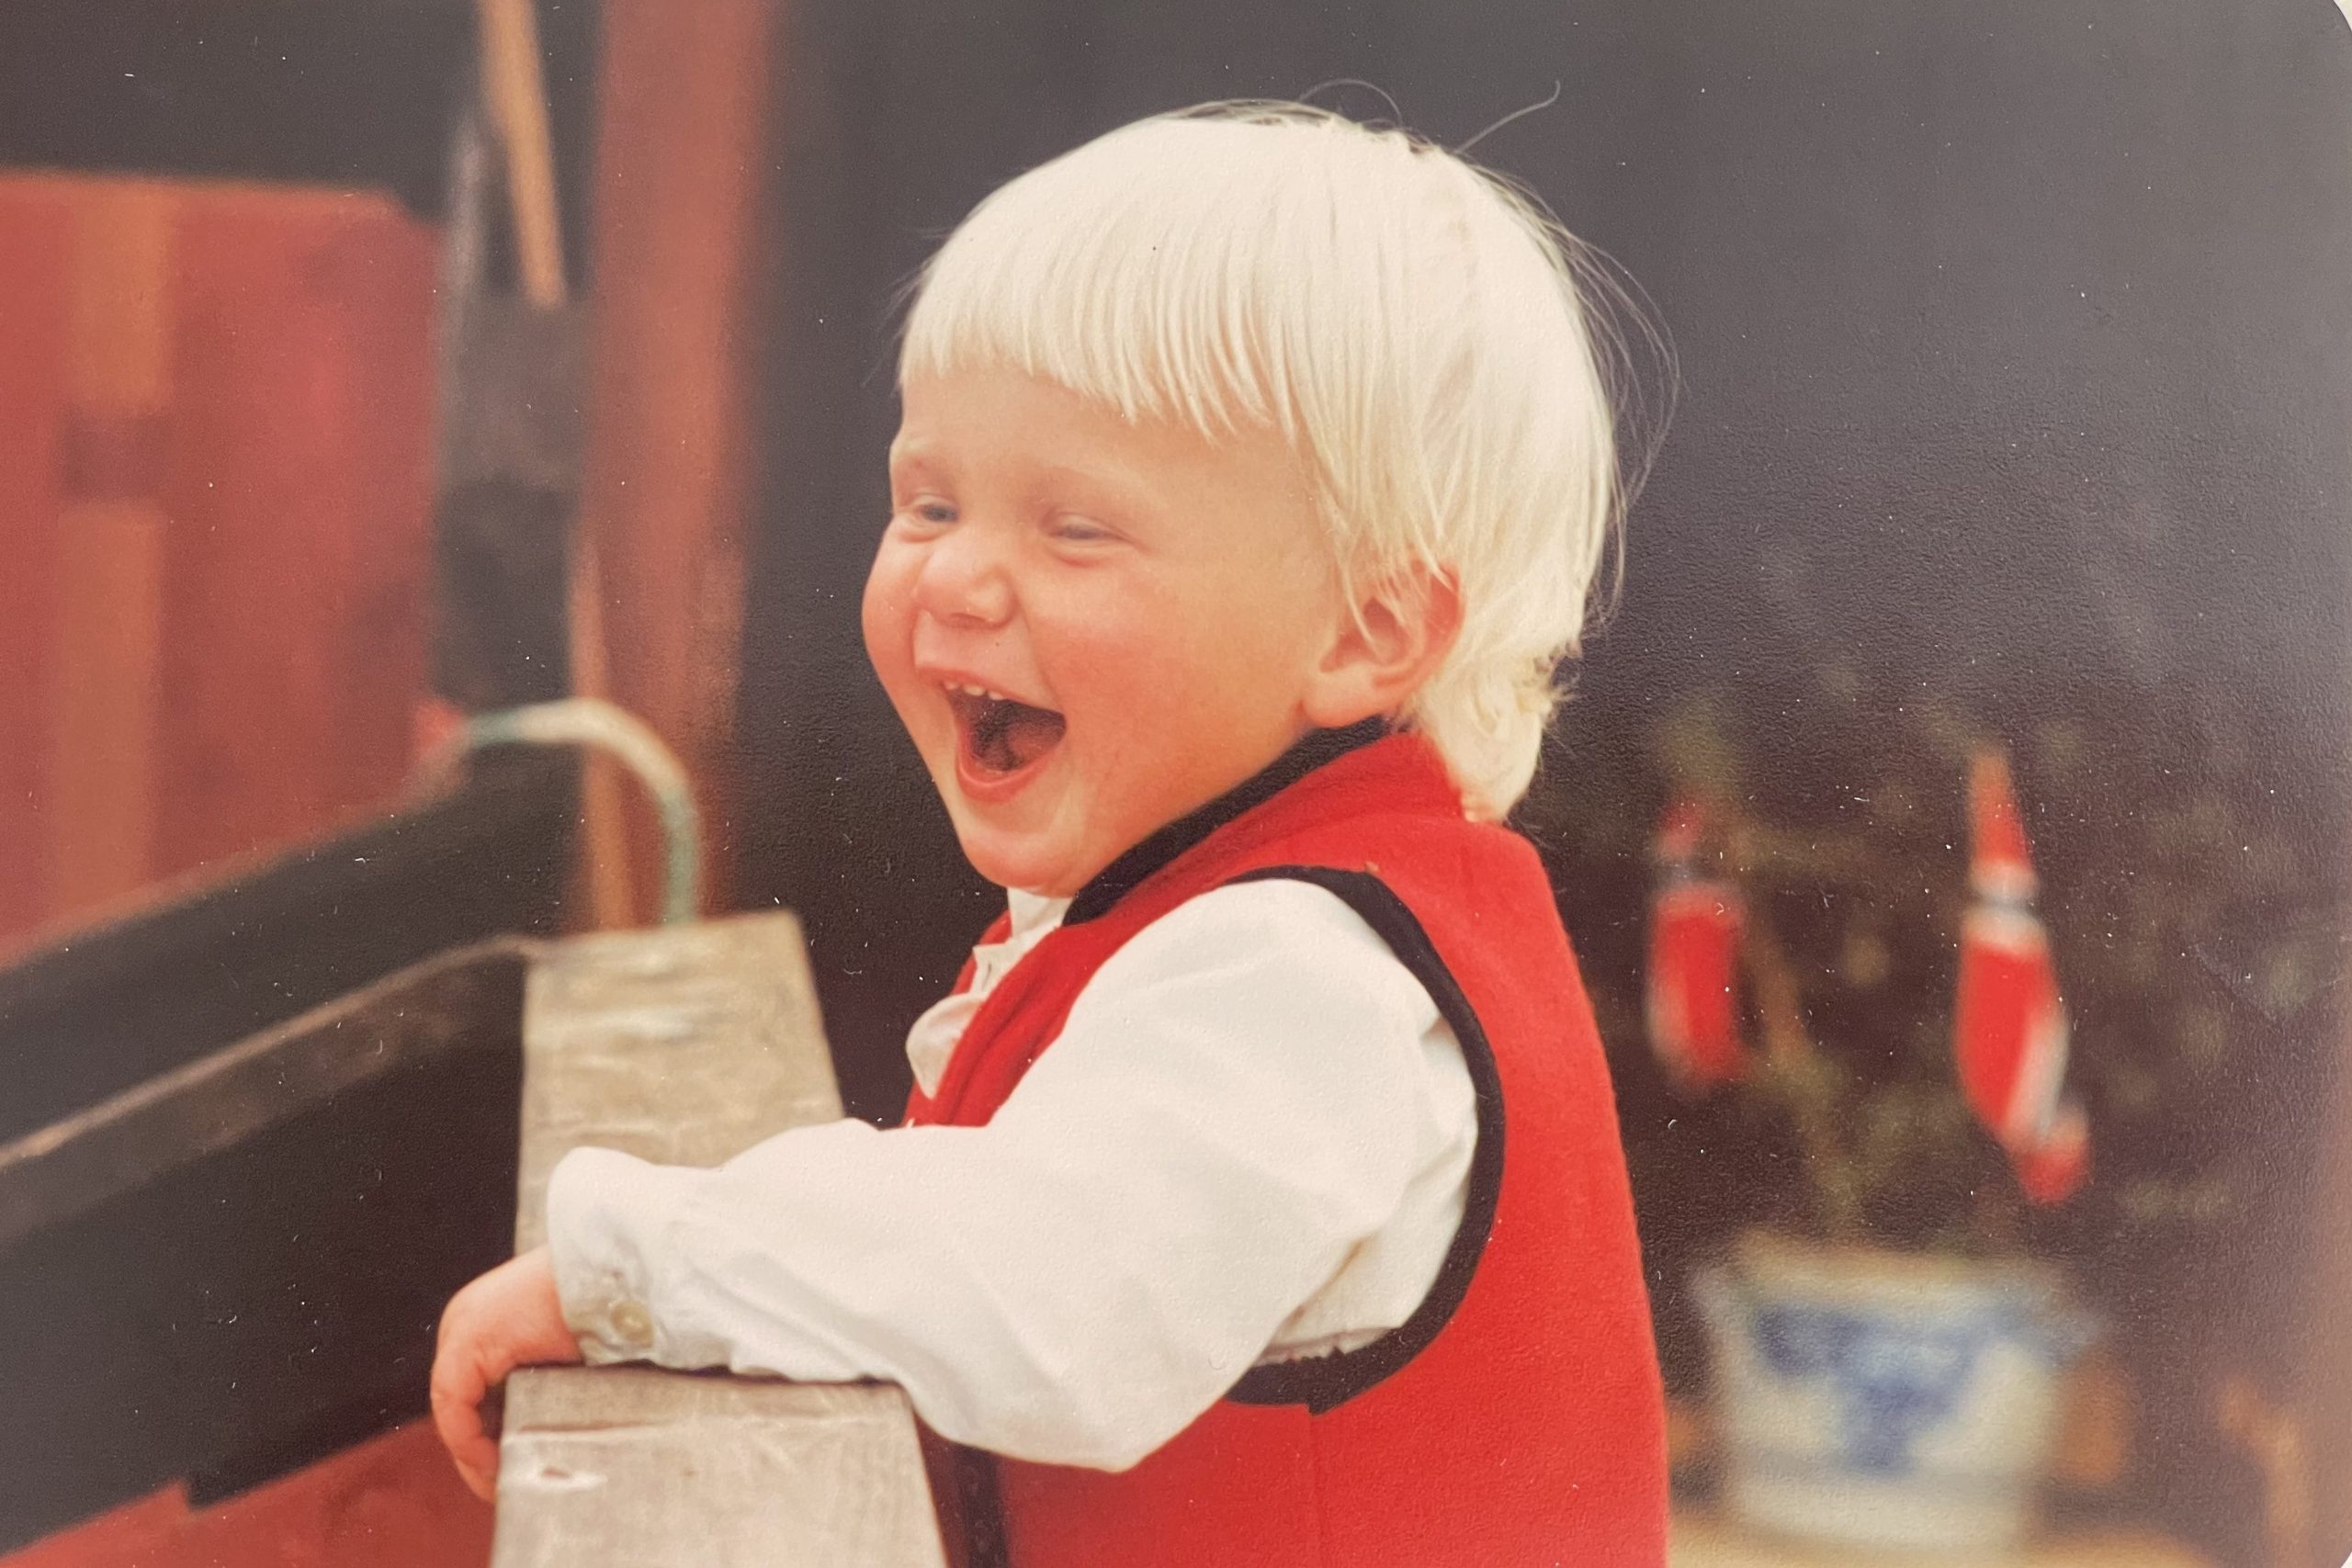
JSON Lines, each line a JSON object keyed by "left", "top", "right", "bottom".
{"left": 945, "top": 799, "right": 1100, "bottom": 895}
{"left": 956, "top": 838, "right": 1073, "bottom": 897}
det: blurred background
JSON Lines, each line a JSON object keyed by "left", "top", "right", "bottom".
{"left": 2, "top": 2, "right": 2349, "bottom": 1565}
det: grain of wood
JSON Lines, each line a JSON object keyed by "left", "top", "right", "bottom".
{"left": 497, "top": 912, "right": 945, "bottom": 1567}
{"left": 497, "top": 1370, "right": 943, "bottom": 1568}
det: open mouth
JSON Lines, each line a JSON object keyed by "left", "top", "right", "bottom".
{"left": 944, "top": 683, "right": 1067, "bottom": 782}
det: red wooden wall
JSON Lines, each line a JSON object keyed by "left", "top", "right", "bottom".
{"left": 0, "top": 173, "right": 438, "bottom": 955}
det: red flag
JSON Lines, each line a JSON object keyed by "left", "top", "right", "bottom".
{"left": 1954, "top": 750, "right": 2089, "bottom": 1203}
{"left": 1646, "top": 799, "right": 1748, "bottom": 1089}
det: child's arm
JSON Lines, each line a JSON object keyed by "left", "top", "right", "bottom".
{"left": 428, "top": 1246, "right": 583, "bottom": 1500}
{"left": 540, "top": 880, "right": 1466, "bottom": 1471}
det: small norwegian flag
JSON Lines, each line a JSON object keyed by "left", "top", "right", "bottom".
{"left": 1645, "top": 799, "right": 1748, "bottom": 1089}
{"left": 1953, "top": 750, "right": 2089, "bottom": 1203}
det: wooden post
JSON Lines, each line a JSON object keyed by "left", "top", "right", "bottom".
{"left": 573, "top": 0, "right": 779, "bottom": 923}
{"left": 492, "top": 913, "right": 945, "bottom": 1566}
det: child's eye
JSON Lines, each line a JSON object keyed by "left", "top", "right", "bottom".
{"left": 895, "top": 498, "right": 958, "bottom": 529}
{"left": 1047, "top": 515, "right": 1115, "bottom": 545}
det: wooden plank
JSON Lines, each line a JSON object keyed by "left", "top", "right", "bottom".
{"left": 0, "top": 174, "right": 439, "bottom": 948}
{"left": 0, "top": 753, "right": 569, "bottom": 1553}
{"left": 497, "top": 1371, "right": 944, "bottom": 1568}
{"left": 510, "top": 912, "right": 842, "bottom": 1248}
{"left": 0, "top": 940, "right": 528, "bottom": 1251}
{"left": 159, "top": 182, "right": 439, "bottom": 878}
{"left": 0, "top": 745, "right": 571, "bottom": 1141}
{"left": 495, "top": 912, "right": 944, "bottom": 1568}
{"left": 0, "top": 941, "right": 530, "bottom": 1553}
{"left": 573, "top": 0, "right": 779, "bottom": 922}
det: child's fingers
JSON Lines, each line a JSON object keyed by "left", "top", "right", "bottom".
{"left": 428, "top": 1353, "right": 495, "bottom": 1499}
{"left": 431, "top": 1303, "right": 504, "bottom": 1502}
{"left": 433, "top": 1361, "right": 504, "bottom": 1500}
{"left": 431, "top": 1249, "right": 580, "bottom": 1503}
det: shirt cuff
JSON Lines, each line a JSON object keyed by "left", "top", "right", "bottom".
{"left": 544, "top": 1144, "right": 731, "bottom": 1368}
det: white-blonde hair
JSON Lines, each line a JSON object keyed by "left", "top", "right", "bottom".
{"left": 898, "top": 100, "right": 1662, "bottom": 819}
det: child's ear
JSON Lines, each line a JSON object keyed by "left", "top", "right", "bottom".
{"left": 1302, "top": 568, "right": 1464, "bottom": 730}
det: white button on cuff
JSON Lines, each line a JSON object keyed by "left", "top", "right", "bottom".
{"left": 608, "top": 1299, "right": 655, "bottom": 1350}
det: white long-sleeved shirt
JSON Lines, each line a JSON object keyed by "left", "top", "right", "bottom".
{"left": 545, "top": 878, "right": 1476, "bottom": 1471}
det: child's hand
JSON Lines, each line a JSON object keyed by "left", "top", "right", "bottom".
{"left": 430, "top": 1246, "right": 584, "bottom": 1501}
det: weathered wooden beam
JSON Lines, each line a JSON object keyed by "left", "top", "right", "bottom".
{"left": 572, "top": 0, "right": 780, "bottom": 923}
{"left": 0, "top": 941, "right": 529, "bottom": 1253}
{"left": 0, "top": 745, "right": 571, "bottom": 1149}
{"left": 493, "top": 912, "right": 945, "bottom": 1567}
{"left": 0, "top": 936, "right": 533, "bottom": 1552}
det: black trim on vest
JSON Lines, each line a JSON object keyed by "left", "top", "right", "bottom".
{"left": 1219, "top": 866, "right": 1506, "bottom": 1416}
{"left": 1062, "top": 719, "right": 1389, "bottom": 927}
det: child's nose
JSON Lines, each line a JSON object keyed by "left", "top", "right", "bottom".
{"left": 912, "top": 525, "right": 1015, "bottom": 627}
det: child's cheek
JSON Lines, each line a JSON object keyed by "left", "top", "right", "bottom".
{"left": 1047, "top": 587, "right": 1173, "bottom": 729}
{"left": 859, "top": 542, "right": 916, "bottom": 694}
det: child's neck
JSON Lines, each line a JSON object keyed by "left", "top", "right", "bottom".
{"left": 1035, "top": 718, "right": 1391, "bottom": 922}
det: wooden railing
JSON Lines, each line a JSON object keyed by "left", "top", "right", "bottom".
{"left": 0, "top": 879, "right": 943, "bottom": 1564}
{"left": 492, "top": 912, "right": 946, "bottom": 1566}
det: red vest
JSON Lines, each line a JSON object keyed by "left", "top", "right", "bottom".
{"left": 904, "top": 728, "right": 1667, "bottom": 1568}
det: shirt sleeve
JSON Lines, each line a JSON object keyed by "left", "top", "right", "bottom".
{"left": 543, "top": 878, "right": 1458, "bottom": 1472}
